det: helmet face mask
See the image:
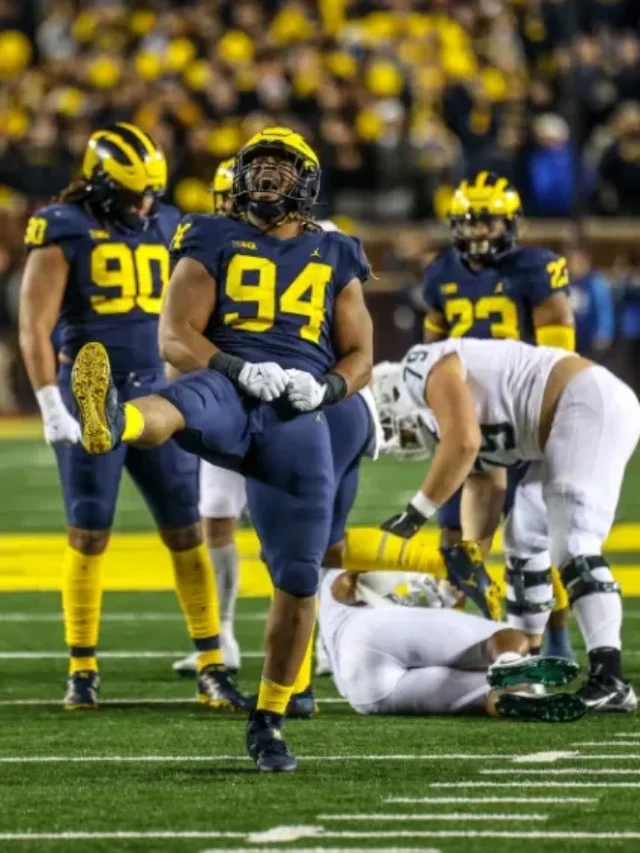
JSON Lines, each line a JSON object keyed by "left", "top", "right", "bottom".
{"left": 449, "top": 172, "right": 521, "bottom": 264}
{"left": 372, "top": 362, "right": 436, "bottom": 461}
{"left": 82, "top": 123, "right": 167, "bottom": 232}
{"left": 232, "top": 127, "right": 320, "bottom": 226}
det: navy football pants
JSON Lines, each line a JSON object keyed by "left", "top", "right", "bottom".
{"left": 159, "top": 370, "right": 371, "bottom": 596}
{"left": 55, "top": 365, "right": 199, "bottom": 531}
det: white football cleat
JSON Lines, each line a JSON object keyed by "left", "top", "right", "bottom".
{"left": 172, "top": 627, "right": 241, "bottom": 677}
{"left": 315, "top": 632, "right": 332, "bottom": 677}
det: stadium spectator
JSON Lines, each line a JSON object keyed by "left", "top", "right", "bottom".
{"left": 597, "top": 101, "right": 640, "bottom": 215}
{"left": 526, "top": 114, "right": 577, "bottom": 216}
{"left": 567, "top": 245, "right": 615, "bottom": 356}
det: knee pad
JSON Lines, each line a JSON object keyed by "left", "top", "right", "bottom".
{"left": 69, "top": 497, "right": 115, "bottom": 531}
{"left": 505, "top": 557, "right": 553, "bottom": 634}
{"left": 272, "top": 560, "right": 320, "bottom": 598}
{"left": 561, "top": 555, "right": 620, "bottom": 605}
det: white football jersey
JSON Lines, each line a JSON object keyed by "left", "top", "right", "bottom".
{"left": 402, "top": 339, "right": 574, "bottom": 466}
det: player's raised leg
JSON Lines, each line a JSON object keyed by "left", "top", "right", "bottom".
{"left": 544, "top": 366, "right": 640, "bottom": 711}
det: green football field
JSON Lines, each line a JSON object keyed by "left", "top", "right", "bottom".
{"left": 1, "top": 431, "right": 640, "bottom": 851}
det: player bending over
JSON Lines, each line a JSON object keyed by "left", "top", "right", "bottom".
{"left": 69, "top": 127, "right": 374, "bottom": 770}
{"left": 423, "top": 172, "right": 575, "bottom": 660}
{"left": 319, "top": 568, "right": 585, "bottom": 721}
{"left": 19, "top": 124, "right": 245, "bottom": 711}
{"left": 382, "top": 338, "right": 638, "bottom": 712}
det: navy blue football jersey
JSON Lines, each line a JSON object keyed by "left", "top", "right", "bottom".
{"left": 171, "top": 215, "right": 370, "bottom": 377}
{"left": 24, "top": 202, "right": 180, "bottom": 373}
{"left": 422, "top": 246, "right": 569, "bottom": 342}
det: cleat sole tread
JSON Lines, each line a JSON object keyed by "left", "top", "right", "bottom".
{"left": 71, "top": 342, "right": 113, "bottom": 454}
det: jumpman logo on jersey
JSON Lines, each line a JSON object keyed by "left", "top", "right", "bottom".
{"left": 495, "top": 281, "right": 504, "bottom": 294}
{"left": 311, "top": 248, "right": 321, "bottom": 258}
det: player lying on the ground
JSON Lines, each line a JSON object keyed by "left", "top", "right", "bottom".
{"left": 318, "top": 567, "right": 585, "bottom": 721}
{"left": 422, "top": 171, "right": 576, "bottom": 661}
{"left": 381, "top": 337, "right": 639, "bottom": 712}
{"left": 19, "top": 123, "right": 246, "bottom": 712}
{"left": 69, "top": 127, "right": 375, "bottom": 772}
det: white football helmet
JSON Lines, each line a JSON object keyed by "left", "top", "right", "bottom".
{"left": 371, "top": 361, "right": 436, "bottom": 460}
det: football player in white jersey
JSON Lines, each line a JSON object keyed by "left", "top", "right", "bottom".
{"left": 319, "top": 567, "right": 585, "bottom": 721}
{"left": 380, "top": 339, "right": 639, "bottom": 712}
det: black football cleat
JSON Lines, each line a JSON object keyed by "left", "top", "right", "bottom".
{"left": 442, "top": 541, "right": 502, "bottom": 621}
{"left": 196, "top": 665, "right": 251, "bottom": 711}
{"left": 495, "top": 690, "right": 587, "bottom": 723}
{"left": 576, "top": 673, "right": 638, "bottom": 713}
{"left": 64, "top": 671, "right": 100, "bottom": 710}
{"left": 246, "top": 712, "right": 298, "bottom": 772}
{"left": 489, "top": 656, "right": 580, "bottom": 690}
{"left": 71, "top": 341, "right": 124, "bottom": 454}
{"left": 286, "top": 686, "right": 318, "bottom": 720}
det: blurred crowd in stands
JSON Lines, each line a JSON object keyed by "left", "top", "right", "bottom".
{"left": 0, "top": 0, "right": 639, "bottom": 411}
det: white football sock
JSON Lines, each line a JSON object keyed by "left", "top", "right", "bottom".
{"left": 572, "top": 588, "right": 622, "bottom": 652}
{"left": 209, "top": 543, "right": 239, "bottom": 625}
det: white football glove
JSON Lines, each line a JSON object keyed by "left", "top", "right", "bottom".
{"left": 285, "top": 369, "right": 328, "bottom": 412}
{"left": 35, "top": 385, "right": 81, "bottom": 447}
{"left": 238, "top": 361, "right": 289, "bottom": 402}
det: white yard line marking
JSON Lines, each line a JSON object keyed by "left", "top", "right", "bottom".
{"left": 202, "top": 849, "right": 441, "bottom": 853}
{"left": 246, "top": 827, "right": 322, "bottom": 843}
{"left": 436, "top": 782, "right": 640, "bottom": 789}
{"left": 615, "top": 733, "right": 640, "bottom": 738}
{"left": 0, "top": 832, "right": 245, "bottom": 841}
{"left": 572, "top": 742, "right": 640, "bottom": 747}
{"left": 317, "top": 814, "right": 548, "bottom": 822}
{"left": 265, "top": 831, "right": 640, "bottom": 841}
{"left": 0, "top": 753, "right": 521, "bottom": 763}
{"left": 0, "top": 612, "right": 267, "bottom": 623}
{"left": 483, "top": 769, "right": 640, "bottom": 776}
{"left": 511, "top": 751, "right": 578, "bottom": 763}
{"left": 384, "top": 797, "right": 597, "bottom": 805}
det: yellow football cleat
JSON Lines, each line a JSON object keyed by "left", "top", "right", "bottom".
{"left": 71, "top": 341, "right": 119, "bottom": 455}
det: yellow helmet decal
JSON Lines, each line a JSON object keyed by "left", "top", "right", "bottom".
{"left": 449, "top": 171, "right": 521, "bottom": 219}
{"left": 82, "top": 122, "right": 167, "bottom": 194}
{"left": 240, "top": 126, "right": 319, "bottom": 169}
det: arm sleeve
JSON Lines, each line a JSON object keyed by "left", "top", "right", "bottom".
{"left": 335, "top": 235, "right": 370, "bottom": 291}
{"left": 170, "top": 215, "right": 221, "bottom": 279}
{"left": 23, "top": 206, "right": 84, "bottom": 262}
{"left": 401, "top": 340, "right": 464, "bottom": 408}
{"left": 422, "top": 262, "right": 443, "bottom": 312}
{"left": 529, "top": 249, "right": 570, "bottom": 306}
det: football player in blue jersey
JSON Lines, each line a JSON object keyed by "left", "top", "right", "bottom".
{"left": 19, "top": 123, "right": 248, "bottom": 712}
{"left": 69, "top": 127, "right": 374, "bottom": 771}
{"left": 422, "top": 171, "right": 576, "bottom": 660}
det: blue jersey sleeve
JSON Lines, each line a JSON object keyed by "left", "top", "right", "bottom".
{"left": 155, "top": 203, "right": 182, "bottom": 246}
{"left": 170, "top": 214, "right": 231, "bottom": 280}
{"left": 24, "top": 204, "right": 89, "bottom": 261}
{"left": 332, "top": 233, "right": 370, "bottom": 291}
{"left": 422, "top": 259, "right": 445, "bottom": 312}
{"left": 524, "top": 247, "right": 570, "bottom": 306}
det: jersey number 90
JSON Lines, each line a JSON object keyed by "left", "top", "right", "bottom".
{"left": 224, "top": 255, "right": 332, "bottom": 345}
{"left": 90, "top": 244, "right": 169, "bottom": 315}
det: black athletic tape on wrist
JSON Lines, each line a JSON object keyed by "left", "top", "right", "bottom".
{"left": 321, "top": 372, "right": 347, "bottom": 405}
{"left": 207, "top": 351, "right": 245, "bottom": 384}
